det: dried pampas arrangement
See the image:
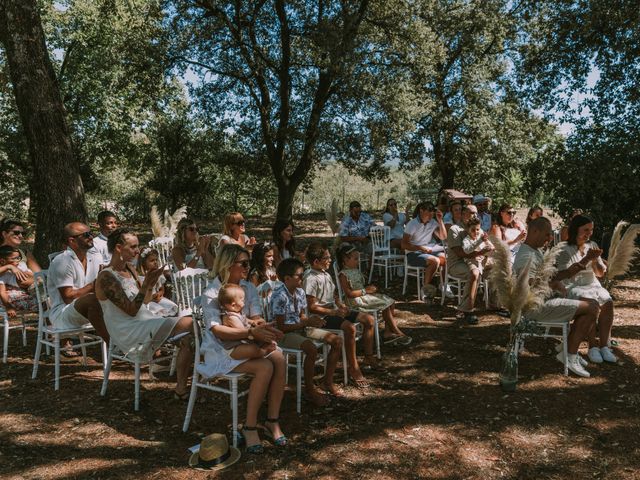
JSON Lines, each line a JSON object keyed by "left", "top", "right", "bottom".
{"left": 325, "top": 199, "right": 340, "bottom": 236}
{"left": 150, "top": 205, "right": 188, "bottom": 238}
{"left": 606, "top": 223, "right": 640, "bottom": 285}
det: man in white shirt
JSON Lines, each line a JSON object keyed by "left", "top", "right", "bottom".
{"left": 48, "top": 222, "right": 109, "bottom": 341}
{"left": 513, "top": 217, "right": 598, "bottom": 377}
{"left": 401, "top": 201, "right": 447, "bottom": 300}
{"left": 91, "top": 211, "right": 118, "bottom": 265}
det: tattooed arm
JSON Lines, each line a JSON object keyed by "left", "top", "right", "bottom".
{"left": 96, "top": 270, "right": 148, "bottom": 316}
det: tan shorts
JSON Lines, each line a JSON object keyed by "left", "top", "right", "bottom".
{"left": 527, "top": 298, "right": 580, "bottom": 324}
{"left": 279, "top": 327, "right": 333, "bottom": 349}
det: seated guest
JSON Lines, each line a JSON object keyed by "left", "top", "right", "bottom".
{"left": 401, "top": 201, "right": 446, "bottom": 300}
{"left": 172, "top": 218, "right": 214, "bottom": 270}
{"left": 249, "top": 242, "right": 278, "bottom": 287}
{"left": 525, "top": 206, "right": 544, "bottom": 227}
{"left": 560, "top": 209, "right": 583, "bottom": 242}
{"left": 218, "top": 213, "right": 257, "bottom": 251}
{"left": 137, "top": 247, "right": 179, "bottom": 317}
{"left": 462, "top": 218, "right": 494, "bottom": 275}
{"left": 490, "top": 204, "right": 526, "bottom": 255}
{"left": 95, "top": 228, "right": 193, "bottom": 398}
{"left": 0, "top": 246, "right": 38, "bottom": 317}
{"left": 382, "top": 198, "right": 409, "bottom": 249}
{"left": 303, "top": 242, "right": 375, "bottom": 388}
{"left": 473, "top": 195, "right": 492, "bottom": 232}
{"left": 47, "top": 222, "right": 109, "bottom": 344}
{"left": 0, "top": 220, "right": 41, "bottom": 275}
{"left": 338, "top": 201, "right": 373, "bottom": 255}
{"left": 335, "top": 243, "right": 411, "bottom": 346}
{"left": 556, "top": 215, "right": 617, "bottom": 363}
{"left": 271, "top": 258, "right": 343, "bottom": 405}
{"left": 447, "top": 205, "right": 493, "bottom": 324}
{"left": 443, "top": 200, "right": 463, "bottom": 231}
{"left": 200, "top": 244, "right": 287, "bottom": 453}
{"left": 272, "top": 220, "right": 300, "bottom": 266}
{"left": 514, "top": 217, "right": 598, "bottom": 377}
{"left": 92, "top": 210, "right": 118, "bottom": 265}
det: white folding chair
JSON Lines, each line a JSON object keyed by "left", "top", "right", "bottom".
{"left": 514, "top": 315, "right": 569, "bottom": 376}
{"left": 2, "top": 307, "right": 38, "bottom": 363}
{"left": 149, "top": 237, "right": 174, "bottom": 266}
{"left": 333, "top": 261, "right": 380, "bottom": 360}
{"left": 31, "top": 271, "right": 106, "bottom": 390}
{"left": 368, "top": 226, "right": 404, "bottom": 288}
{"left": 172, "top": 268, "right": 209, "bottom": 314}
{"left": 182, "top": 300, "right": 250, "bottom": 447}
{"left": 439, "top": 258, "right": 489, "bottom": 309}
{"left": 402, "top": 254, "right": 425, "bottom": 298}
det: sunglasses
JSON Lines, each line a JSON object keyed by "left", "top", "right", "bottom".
{"left": 11, "top": 230, "right": 25, "bottom": 236}
{"left": 234, "top": 260, "right": 250, "bottom": 268}
{"left": 6, "top": 255, "right": 22, "bottom": 262}
{"left": 234, "top": 220, "right": 246, "bottom": 226}
{"left": 72, "top": 231, "right": 94, "bottom": 239}
{"left": 506, "top": 211, "right": 516, "bottom": 215}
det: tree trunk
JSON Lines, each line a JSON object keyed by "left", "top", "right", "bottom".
{"left": 275, "top": 179, "right": 297, "bottom": 223}
{"left": 0, "top": 0, "right": 87, "bottom": 266}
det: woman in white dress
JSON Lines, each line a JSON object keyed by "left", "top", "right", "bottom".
{"left": 490, "top": 204, "right": 527, "bottom": 256}
{"left": 556, "top": 215, "right": 617, "bottom": 363}
{"left": 200, "top": 244, "right": 287, "bottom": 454}
{"left": 96, "top": 228, "right": 194, "bottom": 398}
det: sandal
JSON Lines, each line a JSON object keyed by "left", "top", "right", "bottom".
{"left": 261, "top": 418, "right": 288, "bottom": 447}
{"left": 383, "top": 334, "right": 403, "bottom": 345}
{"left": 61, "top": 346, "right": 79, "bottom": 358}
{"left": 242, "top": 425, "right": 264, "bottom": 454}
{"left": 348, "top": 376, "right": 370, "bottom": 389}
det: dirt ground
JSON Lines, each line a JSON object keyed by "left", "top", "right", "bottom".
{"left": 1, "top": 215, "right": 639, "bottom": 480}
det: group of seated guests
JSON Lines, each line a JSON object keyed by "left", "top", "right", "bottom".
{"left": 0, "top": 198, "right": 621, "bottom": 453}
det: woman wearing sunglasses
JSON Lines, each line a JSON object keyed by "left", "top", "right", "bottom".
{"left": 172, "top": 218, "right": 214, "bottom": 271}
{"left": 0, "top": 220, "right": 41, "bottom": 282}
{"left": 200, "top": 243, "right": 287, "bottom": 454}
{"left": 490, "top": 204, "right": 526, "bottom": 256}
{"left": 218, "top": 212, "right": 257, "bottom": 252}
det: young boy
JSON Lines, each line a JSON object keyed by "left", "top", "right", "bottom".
{"left": 92, "top": 211, "right": 118, "bottom": 265}
{"left": 270, "top": 258, "right": 342, "bottom": 406}
{"left": 462, "top": 217, "right": 494, "bottom": 275}
{"left": 303, "top": 242, "right": 375, "bottom": 388}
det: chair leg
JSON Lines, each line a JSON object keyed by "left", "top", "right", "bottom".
{"left": 231, "top": 378, "right": 239, "bottom": 448}
{"left": 341, "top": 337, "right": 348, "bottom": 387}
{"left": 2, "top": 315, "right": 8, "bottom": 363}
{"left": 54, "top": 333, "right": 61, "bottom": 391}
{"left": 402, "top": 268, "right": 408, "bottom": 295}
{"left": 169, "top": 346, "right": 179, "bottom": 376}
{"left": 368, "top": 256, "right": 375, "bottom": 284}
{"left": 134, "top": 359, "right": 141, "bottom": 411}
{"left": 101, "top": 340, "right": 108, "bottom": 373}
{"left": 562, "top": 325, "right": 569, "bottom": 376}
{"left": 296, "top": 352, "right": 302, "bottom": 411}
{"left": 79, "top": 334, "right": 88, "bottom": 367}
{"left": 32, "top": 328, "right": 43, "bottom": 379}
{"left": 100, "top": 345, "right": 113, "bottom": 396}
{"left": 182, "top": 375, "right": 199, "bottom": 432}
{"left": 21, "top": 317, "right": 28, "bottom": 346}
{"left": 374, "top": 313, "right": 381, "bottom": 360}
{"left": 284, "top": 352, "right": 290, "bottom": 384}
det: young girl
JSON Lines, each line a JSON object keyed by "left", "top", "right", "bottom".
{"left": 249, "top": 242, "right": 278, "bottom": 286}
{"left": 336, "top": 243, "right": 411, "bottom": 346}
{"left": 219, "top": 284, "right": 276, "bottom": 360}
{"left": 137, "top": 247, "right": 179, "bottom": 317}
{"left": 0, "top": 246, "right": 38, "bottom": 317}
{"left": 462, "top": 218, "right": 495, "bottom": 274}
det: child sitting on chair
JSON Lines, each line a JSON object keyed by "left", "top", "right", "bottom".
{"left": 270, "top": 258, "right": 342, "bottom": 406}
{"left": 137, "top": 247, "right": 179, "bottom": 317}
{"left": 0, "top": 245, "right": 37, "bottom": 318}
{"left": 335, "top": 243, "right": 411, "bottom": 347}
{"left": 220, "top": 283, "right": 277, "bottom": 360}
{"left": 462, "top": 218, "right": 495, "bottom": 275}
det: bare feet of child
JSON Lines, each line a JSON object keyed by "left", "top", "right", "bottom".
{"left": 320, "top": 377, "right": 344, "bottom": 397}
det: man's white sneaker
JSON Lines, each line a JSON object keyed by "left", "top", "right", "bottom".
{"left": 588, "top": 346, "right": 604, "bottom": 363}
{"left": 444, "top": 285, "right": 455, "bottom": 298}
{"left": 556, "top": 351, "right": 588, "bottom": 368}
{"left": 567, "top": 354, "right": 591, "bottom": 378}
{"left": 600, "top": 346, "right": 618, "bottom": 363}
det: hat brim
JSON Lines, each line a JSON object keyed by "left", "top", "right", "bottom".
{"left": 188, "top": 446, "right": 241, "bottom": 470}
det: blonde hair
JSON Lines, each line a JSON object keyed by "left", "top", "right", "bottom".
{"left": 174, "top": 218, "right": 198, "bottom": 250}
{"left": 218, "top": 283, "right": 244, "bottom": 307}
{"left": 211, "top": 243, "right": 249, "bottom": 282}
{"left": 223, "top": 212, "right": 244, "bottom": 236}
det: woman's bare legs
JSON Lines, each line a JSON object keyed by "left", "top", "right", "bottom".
{"left": 170, "top": 316, "right": 193, "bottom": 395}
{"left": 265, "top": 350, "right": 285, "bottom": 439}
{"left": 588, "top": 301, "right": 614, "bottom": 348}
{"left": 382, "top": 305, "right": 403, "bottom": 337}
{"left": 233, "top": 358, "right": 273, "bottom": 447}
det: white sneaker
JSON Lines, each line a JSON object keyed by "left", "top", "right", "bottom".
{"left": 588, "top": 346, "right": 604, "bottom": 363}
{"left": 600, "top": 346, "right": 618, "bottom": 363}
{"left": 567, "top": 354, "right": 591, "bottom": 378}
{"left": 444, "top": 285, "right": 455, "bottom": 298}
{"left": 556, "top": 351, "right": 588, "bottom": 368}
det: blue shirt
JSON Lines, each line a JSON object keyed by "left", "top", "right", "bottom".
{"left": 339, "top": 212, "right": 373, "bottom": 238}
{"left": 269, "top": 284, "right": 307, "bottom": 325}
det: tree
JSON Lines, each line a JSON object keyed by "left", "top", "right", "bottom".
{"left": 0, "top": 0, "right": 87, "bottom": 264}
{"left": 171, "top": 0, "right": 374, "bottom": 222}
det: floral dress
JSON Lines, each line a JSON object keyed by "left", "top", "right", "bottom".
{"left": 340, "top": 268, "right": 394, "bottom": 310}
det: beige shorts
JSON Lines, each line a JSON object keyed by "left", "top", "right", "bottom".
{"left": 279, "top": 327, "right": 333, "bottom": 349}
{"left": 527, "top": 298, "right": 580, "bottom": 324}
{"left": 52, "top": 301, "right": 90, "bottom": 330}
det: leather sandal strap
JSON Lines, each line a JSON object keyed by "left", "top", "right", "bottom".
{"left": 265, "top": 418, "right": 279, "bottom": 423}
{"left": 243, "top": 425, "right": 258, "bottom": 431}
